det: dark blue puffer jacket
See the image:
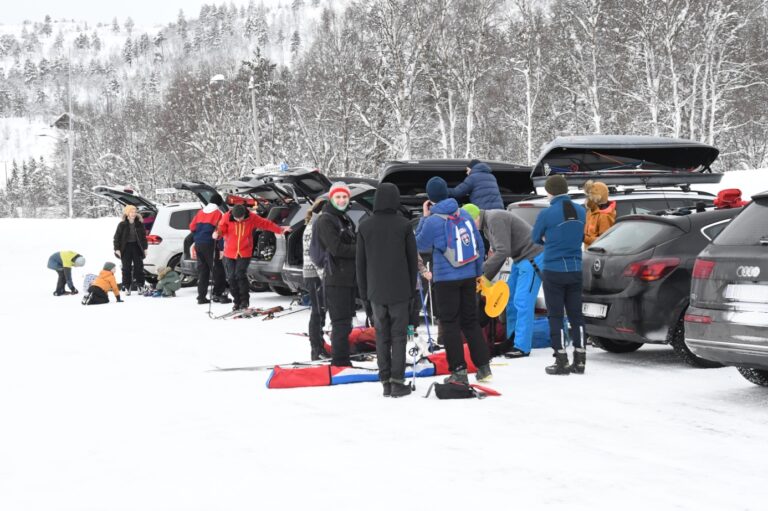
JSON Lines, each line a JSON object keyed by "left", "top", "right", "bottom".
{"left": 415, "top": 198, "right": 485, "bottom": 282}
{"left": 447, "top": 162, "right": 504, "bottom": 210}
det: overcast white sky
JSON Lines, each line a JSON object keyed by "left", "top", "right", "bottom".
{"left": 2, "top": 0, "right": 251, "bottom": 27}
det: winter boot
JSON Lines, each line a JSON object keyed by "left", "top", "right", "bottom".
{"left": 443, "top": 368, "right": 469, "bottom": 384}
{"left": 197, "top": 297, "right": 211, "bottom": 305}
{"left": 569, "top": 348, "right": 586, "bottom": 374}
{"left": 545, "top": 350, "right": 571, "bottom": 375}
{"left": 390, "top": 381, "right": 412, "bottom": 398}
{"left": 475, "top": 364, "right": 493, "bottom": 383}
{"left": 382, "top": 382, "right": 392, "bottom": 397}
{"left": 503, "top": 347, "right": 530, "bottom": 359}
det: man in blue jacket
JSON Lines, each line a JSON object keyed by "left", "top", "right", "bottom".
{"left": 447, "top": 160, "right": 505, "bottom": 210}
{"left": 532, "top": 174, "right": 587, "bottom": 375}
{"left": 415, "top": 176, "right": 492, "bottom": 383}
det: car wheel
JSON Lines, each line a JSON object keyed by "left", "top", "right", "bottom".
{"left": 590, "top": 336, "right": 644, "bottom": 353}
{"left": 168, "top": 254, "right": 197, "bottom": 288}
{"left": 249, "top": 281, "right": 269, "bottom": 292}
{"left": 737, "top": 368, "right": 768, "bottom": 387}
{"left": 270, "top": 285, "right": 295, "bottom": 296}
{"left": 668, "top": 314, "right": 723, "bottom": 368}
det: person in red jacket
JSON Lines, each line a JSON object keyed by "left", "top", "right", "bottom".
{"left": 213, "top": 204, "right": 289, "bottom": 310}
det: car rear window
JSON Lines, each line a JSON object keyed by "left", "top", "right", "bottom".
{"left": 169, "top": 209, "right": 198, "bottom": 230}
{"left": 508, "top": 206, "right": 544, "bottom": 226}
{"left": 588, "top": 220, "right": 677, "bottom": 255}
{"left": 713, "top": 200, "right": 768, "bottom": 246}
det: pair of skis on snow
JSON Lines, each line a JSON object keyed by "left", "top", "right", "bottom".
{"left": 210, "top": 351, "right": 376, "bottom": 372}
{"left": 209, "top": 305, "right": 310, "bottom": 321}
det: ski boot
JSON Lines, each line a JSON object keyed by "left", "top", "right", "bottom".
{"left": 569, "top": 348, "right": 586, "bottom": 374}
{"left": 443, "top": 368, "right": 469, "bottom": 384}
{"left": 545, "top": 350, "right": 570, "bottom": 375}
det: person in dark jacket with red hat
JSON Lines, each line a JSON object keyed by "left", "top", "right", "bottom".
{"left": 314, "top": 182, "right": 357, "bottom": 367}
{"left": 357, "top": 183, "right": 419, "bottom": 397}
{"left": 213, "top": 204, "right": 288, "bottom": 310}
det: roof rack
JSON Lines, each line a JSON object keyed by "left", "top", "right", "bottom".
{"left": 533, "top": 170, "right": 723, "bottom": 190}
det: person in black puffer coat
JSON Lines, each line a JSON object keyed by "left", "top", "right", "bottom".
{"left": 357, "top": 183, "right": 418, "bottom": 398}
{"left": 314, "top": 182, "right": 357, "bottom": 367}
{"left": 113, "top": 205, "right": 148, "bottom": 291}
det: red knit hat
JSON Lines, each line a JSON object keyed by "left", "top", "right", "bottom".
{"left": 328, "top": 181, "right": 351, "bottom": 198}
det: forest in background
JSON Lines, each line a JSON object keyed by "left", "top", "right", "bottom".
{"left": 1, "top": 0, "right": 767, "bottom": 217}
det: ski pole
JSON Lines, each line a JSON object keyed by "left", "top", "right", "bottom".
{"left": 417, "top": 276, "right": 435, "bottom": 352}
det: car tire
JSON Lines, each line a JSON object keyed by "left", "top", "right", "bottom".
{"left": 668, "top": 314, "right": 724, "bottom": 368}
{"left": 590, "top": 336, "right": 644, "bottom": 353}
{"left": 168, "top": 254, "right": 197, "bottom": 288}
{"left": 737, "top": 368, "right": 768, "bottom": 387}
{"left": 270, "top": 285, "right": 295, "bottom": 296}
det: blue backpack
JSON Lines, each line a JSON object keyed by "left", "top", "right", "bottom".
{"left": 435, "top": 212, "right": 480, "bottom": 267}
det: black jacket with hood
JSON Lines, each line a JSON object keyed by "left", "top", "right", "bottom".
{"left": 314, "top": 200, "right": 357, "bottom": 287}
{"left": 113, "top": 217, "right": 148, "bottom": 252}
{"left": 356, "top": 183, "right": 418, "bottom": 305}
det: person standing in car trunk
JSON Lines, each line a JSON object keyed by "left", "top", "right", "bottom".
{"left": 314, "top": 182, "right": 357, "bottom": 367}
{"left": 214, "top": 204, "right": 288, "bottom": 311}
{"left": 113, "top": 205, "right": 148, "bottom": 291}
{"left": 357, "top": 183, "right": 419, "bottom": 398}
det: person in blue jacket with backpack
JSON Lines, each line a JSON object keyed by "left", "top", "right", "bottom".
{"left": 415, "top": 176, "right": 493, "bottom": 384}
{"left": 447, "top": 160, "right": 505, "bottom": 210}
{"left": 532, "top": 174, "right": 587, "bottom": 376}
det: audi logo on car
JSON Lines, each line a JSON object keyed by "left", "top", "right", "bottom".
{"left": 736, "top": 266, "right": 761, "bottom": 278}
{"left": 593, "top": 259, "right": 602, "bottom": 273}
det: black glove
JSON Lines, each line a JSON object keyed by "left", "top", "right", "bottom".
{"left": 116, "top": 296, "right": 123, "bottom": 303}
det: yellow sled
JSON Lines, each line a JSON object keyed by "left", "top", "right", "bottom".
{"left": 478, "top": 279, "right": 510, "bottom": 318}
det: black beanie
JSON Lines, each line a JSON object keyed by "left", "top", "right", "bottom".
{"left": 232, "top": 204, "right": 246, "bottom": 219}
{"left": 544, "top": 174, "right": 569, "bottom": 196}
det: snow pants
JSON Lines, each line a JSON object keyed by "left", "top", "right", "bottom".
{"left": 120, "top": 242, "right": 145, "bottom": 289}
{"left": 434, "top": 277, "right": 490, "bottom": 372}
{"left": 505, "top": 253, "right": 544, "bottom": 354}
{"left": 371, "top": 300, "right": 410, "bottom": 383}
{"left": 325, "top": 285, "right": 355, "bottom": 366}
{"left": 195, "top": 242, "right": 227, "bottom": 300}
{"left": 542, "top": 270, "right": 585, "bottom": 351}
{"left": 224, "top": 256, "right": 251, "bottom": 308}
{"left": 305, "top": 276, "right": 327, "bottom": 353}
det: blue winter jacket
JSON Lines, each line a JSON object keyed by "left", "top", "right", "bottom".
{"left": 532, "top": 195, "right": 586, "bottom": 272}
{"left": 415, "top": 198, "right": 485, "bottom": 282}
{"left": 448, "top": 163, "right": 504, "bottom": 210}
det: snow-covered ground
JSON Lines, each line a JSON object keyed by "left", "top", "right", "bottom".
{"left": 1, "top": 217, "right": 768, "bottom": 510}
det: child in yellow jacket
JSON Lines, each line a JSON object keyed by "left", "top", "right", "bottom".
{"left": 583, "top": 180, "right": 616, "bottom": 247}
{"left": 85, "top": 262, "right": 123, "bottom": 305}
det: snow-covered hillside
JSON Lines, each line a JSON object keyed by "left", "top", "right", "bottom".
{"left": 1, "top": 217, "right": 767, "bottom": 510}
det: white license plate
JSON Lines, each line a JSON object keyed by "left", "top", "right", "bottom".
{"left": 724, "top": 284, "right": 768, "bottom": 303}
{"left": 582, "top": 302, "right": 608, "bottom": 319}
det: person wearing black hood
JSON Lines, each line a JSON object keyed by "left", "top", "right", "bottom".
{"left": 357, "top": 183, "right": 418, "bottom": 398}
{"left": 314, "top": 182, "right": 357, "bottom": 367}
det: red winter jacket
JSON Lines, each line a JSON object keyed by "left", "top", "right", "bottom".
{"left": 217, "top": 209, "right": 282, "bottom": 259}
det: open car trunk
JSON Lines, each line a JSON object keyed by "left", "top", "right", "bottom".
{"left": 92, "top": 185, "right": 158, "bottom": 232}
{"left": 380, "top": 159, "right": 535, "bottom": 207}
{"left": 531, "top": 135, "right": 723, "bottom": 189}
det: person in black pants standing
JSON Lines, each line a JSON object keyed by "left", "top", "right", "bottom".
{"left": 113, "top": 205, "right": 148, "bottom": 291}
{"left": 189, "top": 197, "right": 230, "bottom": 304}
{"left": 314, "top": 182, "right": 357, "bottom": 367}
{"left": 532, "top": 174, "right": 587, "bottom": 375}
{"left": 357, "top": 183, "right": 418, "bottom": 398}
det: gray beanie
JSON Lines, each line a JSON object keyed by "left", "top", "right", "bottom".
{"left": 72, "top": 255, "right": 85, "bottom": 267}
{"left": 103, "top": 261, "right": 116, "bottom": 272}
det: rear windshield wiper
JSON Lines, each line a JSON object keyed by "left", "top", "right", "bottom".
{"left": 587, "top": 246, "right": 606, "bottom": 253}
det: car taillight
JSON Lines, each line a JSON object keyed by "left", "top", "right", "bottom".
{"left": 623, "top": 258, "right": 680, "bottom": 281}
{"left": 692, "top": 259, "right": 716, "bottom": 279}
{"left": 516, "top": 203, "right": 536, "bottom": 208}
{"left": 146, "top": 234, "right": 162, "bottom": 245}
{"left": 190, "top": 245, "right": 197, "bottom": 260}
{"left": 684, "top": 313, "right": 713, "bottom": 324}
